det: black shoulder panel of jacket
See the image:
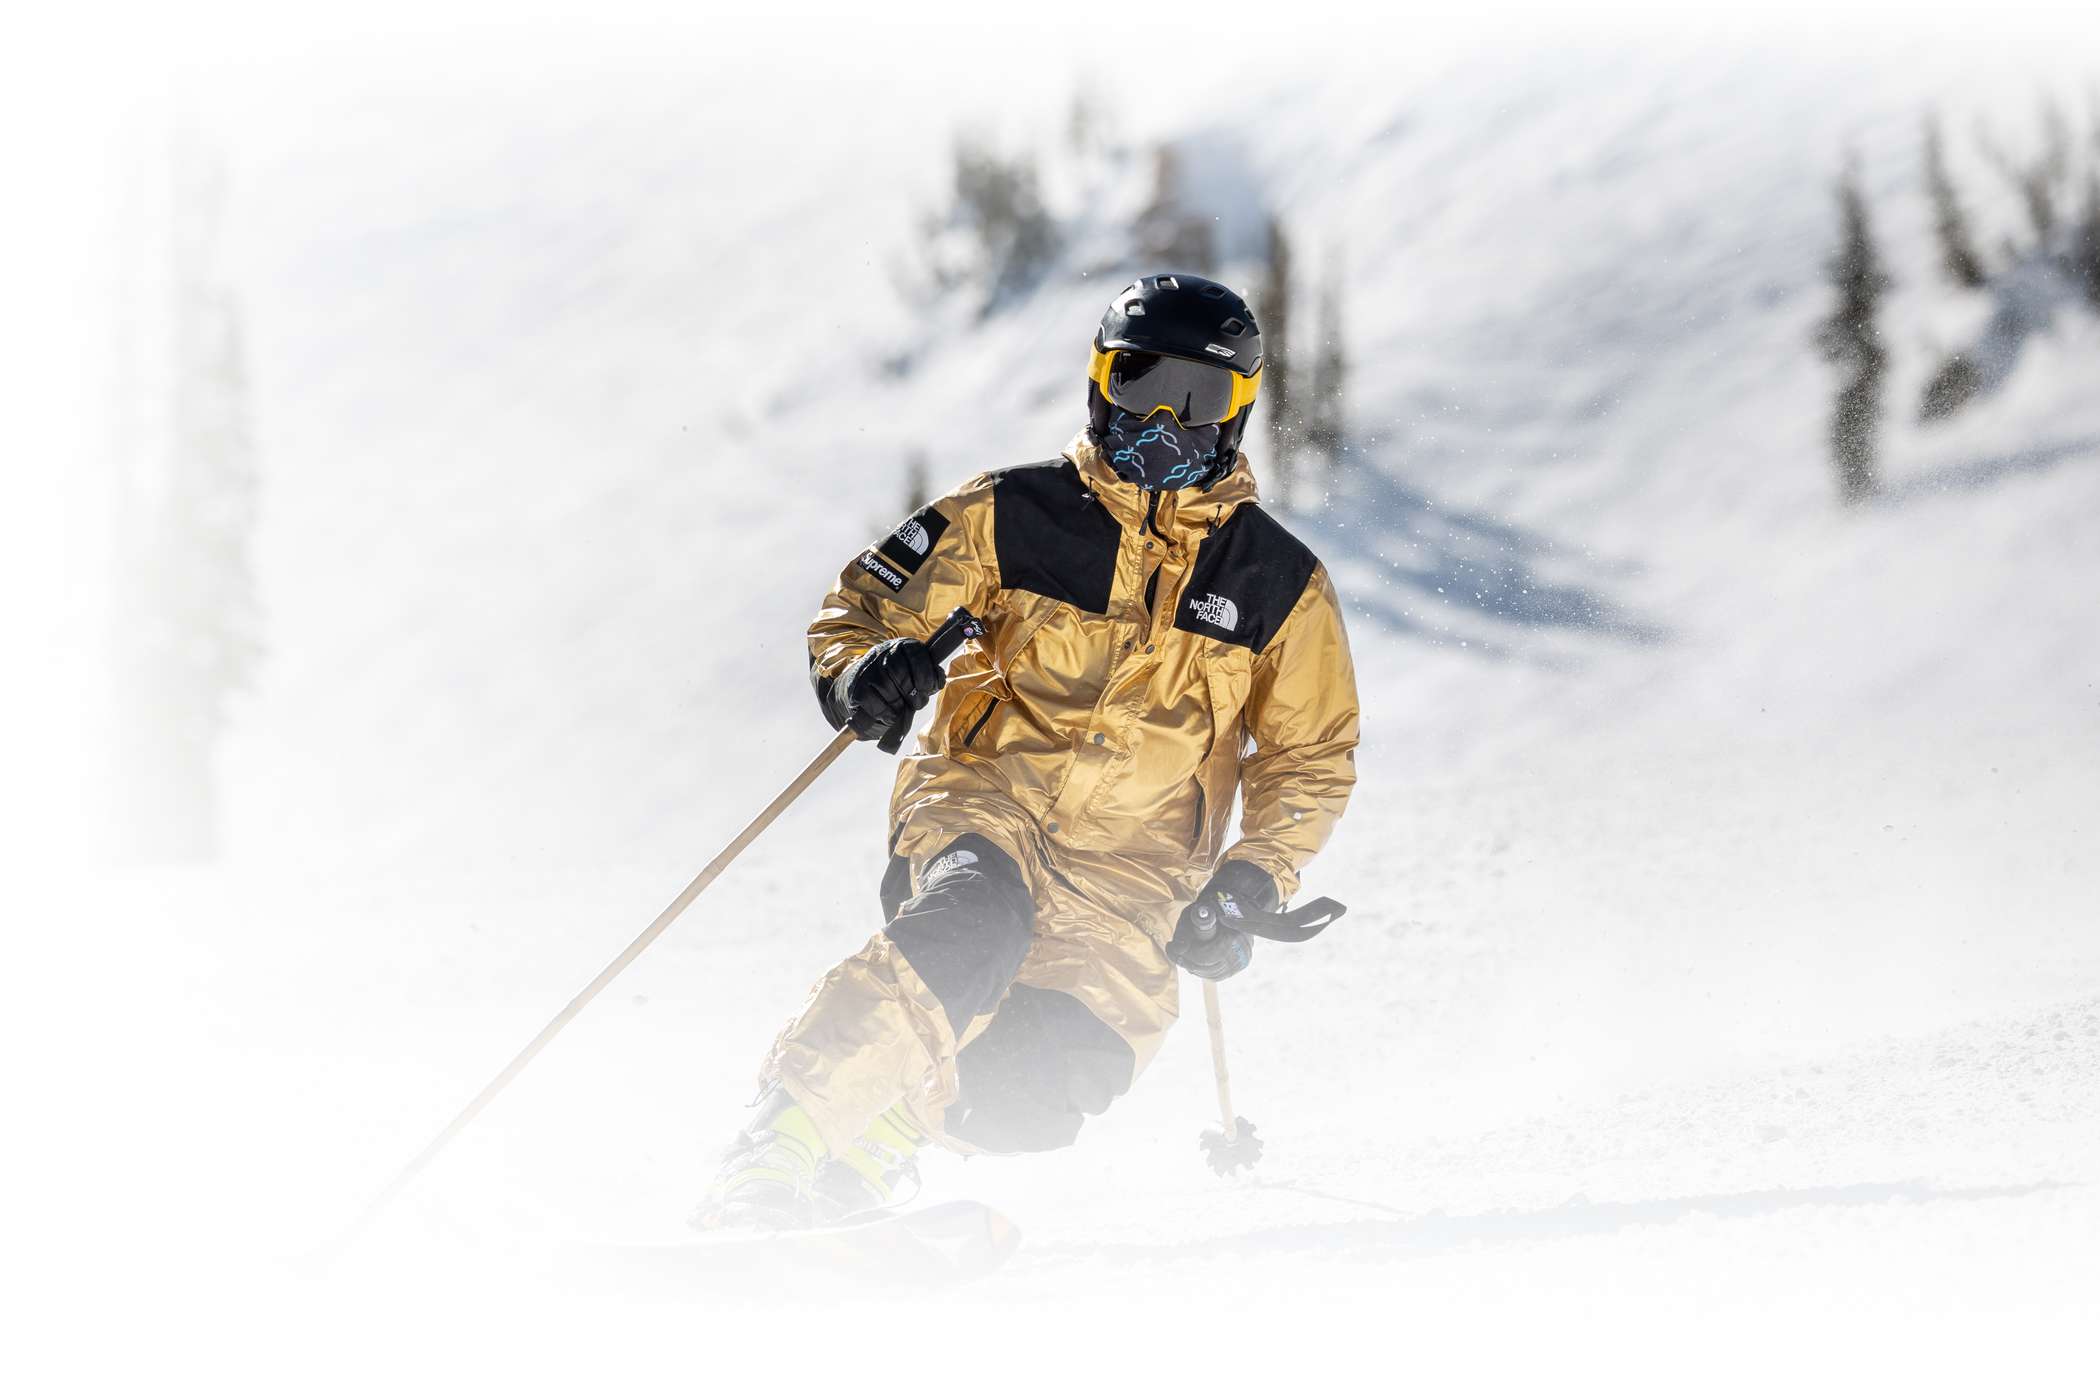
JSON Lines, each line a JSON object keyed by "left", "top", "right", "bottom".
{"left": 1174, "top": 504, "right": 1320, "bottom": 654}
{"left": 991, "top": 458, "right": 1121, "bottom": 615}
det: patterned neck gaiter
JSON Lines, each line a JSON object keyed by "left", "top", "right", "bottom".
{"left": 1096, "top": 409, "right": 1224, "bottom": 492}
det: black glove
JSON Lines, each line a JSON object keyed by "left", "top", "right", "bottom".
{"left": 832, "top": 638, "right": 946, "bottom": 753}
{"left": 1167, "top": 860, "right": 1280, "bottom": 982}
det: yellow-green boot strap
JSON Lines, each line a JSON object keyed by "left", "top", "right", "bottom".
{"left": 722, "top": 1101, "right": 828, "bottom": 1191}
{"left": 767, "top": 1102, "right": 832, "bottom": 1162}
{"left": 867, "top": 1104, "right": 928, "bottom": 1155}
{"left": 835, "top": 1105, "right": 925, "bottom": 1189}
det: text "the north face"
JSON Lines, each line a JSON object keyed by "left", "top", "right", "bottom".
{"left": 1188, "top": 593, "right": 1240, "bottom": 632}
{"left": 893, "top": 518, "right": 932, "bottom": 557}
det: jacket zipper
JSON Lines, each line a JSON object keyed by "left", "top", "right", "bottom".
{"left": 1141, "top": 489, "right": 1180, "bottom": 631}
{"left": 963, "top": 697, "right": 999, "bottom": 748}
{"left": 1143, "top": 490, "right": 1186, "bottom": 646}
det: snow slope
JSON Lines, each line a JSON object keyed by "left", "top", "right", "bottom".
{"left": 33, "top": 12, "right": 2100, "bottom": 1398}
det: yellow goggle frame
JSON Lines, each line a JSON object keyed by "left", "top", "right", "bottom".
{"left": 1088, "top": 346, "right": 1262, "bottom": 426}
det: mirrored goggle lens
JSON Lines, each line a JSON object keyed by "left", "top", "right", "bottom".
{"left": 1105, "top": 351, "right": 1239, "bottom": 426}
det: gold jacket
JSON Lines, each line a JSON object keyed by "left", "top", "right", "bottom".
{"left": 809, "top": 430, "right": 1359, "bottom": 905}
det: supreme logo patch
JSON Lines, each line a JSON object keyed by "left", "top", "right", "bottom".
{"left": 877, "top": 506, "right": 950, "bottom": 574}
{"left": 857, "top": 549, "right": 908, "bottom": 592}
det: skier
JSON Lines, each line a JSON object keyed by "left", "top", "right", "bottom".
{"left": 698, "top": 273, "right": 1360, "bottom": 1228}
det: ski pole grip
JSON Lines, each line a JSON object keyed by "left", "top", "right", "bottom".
{"left": 1192, "top": 895, "right": 1345, "bottom": 945}
{"left": 925, "top": 607, "right": 987, "bottom": 666}
{"left": 1249, "top": 897, "right": 1346, "bottom": 943}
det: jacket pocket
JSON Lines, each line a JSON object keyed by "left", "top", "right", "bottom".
{"left": 962, "top": 696, "right": 1000, "bottom": 749}
{"left": 1191, "top": 644, "right": 1253, "bottom": 866}
{"left": 990, "top": 592, "right": 1060, "bottom": 676}
{"left": 1201, "top": 643, "right": 1254, "bottom": 752}
{"left": 951, "top": 691, "right": 1002, "bottom": 752}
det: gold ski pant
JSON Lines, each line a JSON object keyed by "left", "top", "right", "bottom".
{"left": 760, "top": 793, "right": 1187, "bottom": 1156}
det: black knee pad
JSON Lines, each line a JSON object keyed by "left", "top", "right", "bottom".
{"left": 883, "top": 835, "right": 1035, "bottom": 1033}
{"left": 946, "top": 985, "right": 1137, "bottom": 1153}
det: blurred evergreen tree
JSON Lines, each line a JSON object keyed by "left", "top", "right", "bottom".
{"left": 112, "top": 124, "right": 263, "bottom": 860}
{"left": 903, "top": 448, "right": 930, "bottom": 515}
{"left": 1923, "top": 113, "right": 1988, "bottom": 289}
{"left": 1304, "top": 255, "right": 1348, "bottom": 495}
{"left": 1066, "top": 85, "right": 1108, "bottom": 157}
{"left": 1815, "top": 162, "right": 1890, "bottom": 506}
{"left": 1256, "top": 216, "right": 1296, "bottom": 506}
{"left": 1134, "top": 146, "right": 1215, "bottom": 273}
{"left": 1977, "top": 105, "right": 2071, "bottom": 249}
{"left": 1918, "top": 352, "right": 1980, "bottom": 422}
{"left": 939, "top": 136, "right": 1061, "bottom": 314}
{"left": 2073, "top": 170, "right": 2100, "bottom": 310}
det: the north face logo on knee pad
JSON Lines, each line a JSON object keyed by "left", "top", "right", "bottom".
{"left": 921, "top": 847, "right": 980, "bottom": 883}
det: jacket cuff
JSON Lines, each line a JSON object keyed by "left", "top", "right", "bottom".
{"left": 810, "top": 652, "right": 854, "bottom": 731}
{"left": 1216, "top": 848, "right": 1296, "bottom": 906}
{"left": 1210, "top": 858, "right": 1281, "bottom": 914}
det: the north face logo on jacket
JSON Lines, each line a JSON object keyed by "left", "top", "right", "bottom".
{"left": 1188, "top": 592, "right": 1240, "bottom": 632}
{"left": 878, "top": 506, "right": 950, "bottom": 576}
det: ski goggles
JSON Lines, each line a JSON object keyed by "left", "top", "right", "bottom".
{"left": 1088, "top": 346, "right": 1261, "bottom": 427}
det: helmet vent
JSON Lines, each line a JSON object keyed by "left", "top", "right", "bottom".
{"left": 1157, "top": 275, "right": 1179, "bottom": 289}
{"left": 1125, "top": 301, "right": 1146, "bottom": 316}
{"left": 1220, "top": 318, "right": 1247, "bottom": 335}
{"left": 1199, "top": 284, "right": 1227, "bottom": 298}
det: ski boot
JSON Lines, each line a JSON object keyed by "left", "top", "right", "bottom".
{"left": 690, "top": 1088, "right": 828, "bottom": 1231}
{"left": 810, "top": 1102, "right": 928, "bottom": 1222}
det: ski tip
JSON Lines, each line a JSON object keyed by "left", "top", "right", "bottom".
{"left": 981, "top": 1205, "right": 1022, "bottom": 1267}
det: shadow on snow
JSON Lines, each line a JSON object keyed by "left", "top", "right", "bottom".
{"left": 1879, "top": 434, "right": 2100, "bottom": 508}
{"left": 1283, "top": 451, "right": 1668, "bottom": 658}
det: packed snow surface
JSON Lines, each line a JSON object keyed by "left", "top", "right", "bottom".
{"left": 36, "top": 16, "right": 2100, "bottom": 1398}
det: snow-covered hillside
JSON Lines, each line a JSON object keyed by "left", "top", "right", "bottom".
{"left": 180, "top": 31, "right": 2100, "bottom": 867}
{"left": 39, "top": 16, "right": 2100, "bottom": 1398}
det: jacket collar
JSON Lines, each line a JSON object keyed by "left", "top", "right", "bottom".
{"left": 1064, "top": 429, "right": 1260, "bottom": 546}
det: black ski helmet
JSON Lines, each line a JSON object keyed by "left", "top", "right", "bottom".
{"left": 1087, "top": 273, "right": 1264, "bottom": 470}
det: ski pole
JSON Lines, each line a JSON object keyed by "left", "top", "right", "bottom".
{"left": 321, "top": 607, "right": 986, "bottom": 1263}
{"left": 1196, "top": 975, "right": 1261, "bottom": 1174}
{"left": 1202, "top": 980, "right": 1238, "bottom": 1139}
{"left": 1189, "top": 895, "right": 1346, "bottom": 1174}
